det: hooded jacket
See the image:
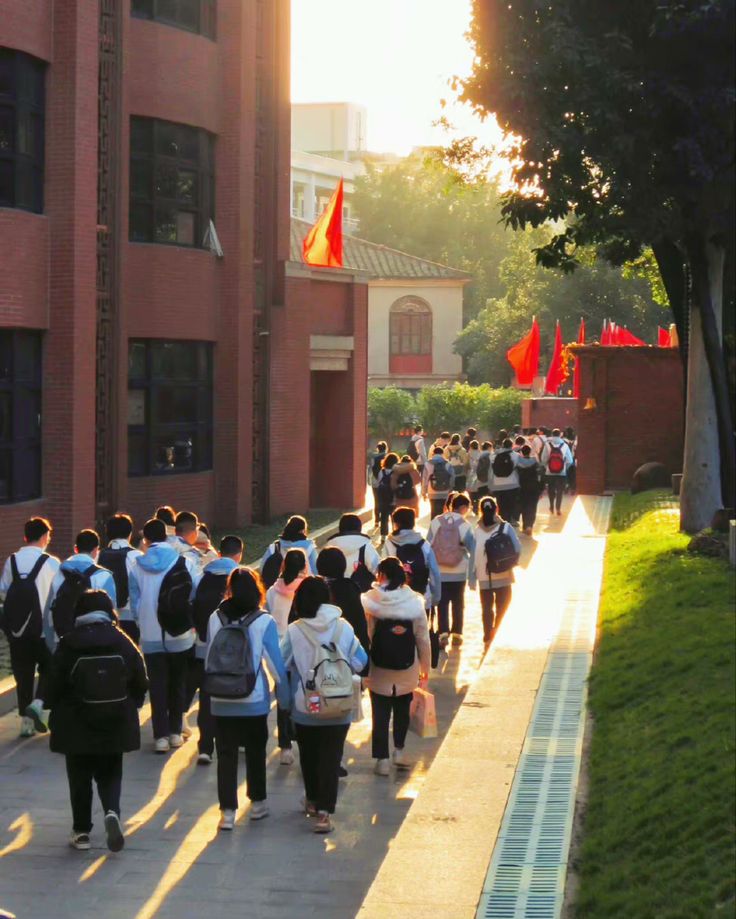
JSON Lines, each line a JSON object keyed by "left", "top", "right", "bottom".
{"left": 422, "top": 454, "right": 456, "bottom": 498}
{"left": 390, "top": 460, "right": 421, "bottom": 506}
{"left": 265, "top": 575, "right": 304, "bottom": 637}
{"left": 382, "top": 529, "right": 442, "bottom": 607}
{"left": 280, "top": 603, "right": 367, "bottom": 726}
{"left": 361, "top": 584, "right": 431, "bottom": 697}
{"left": 103, "top": 538, "right": 144, "bottom": 622}
{"left": 260, "top": 538, "right": 318, "bottom": 577}
{"left": 368, "top": 450, "right": 388, "bottom": 488}
{"left": 47, "top": 555, "right": 118, "bottom": 645}
{"left": 427, "top": 511, "right": 476, "bottom": 581}
{"left": 466, "top": 447, "right": 482, "bottom": 490}
{"left": 193, "top": 556, "right": 240, "bottom": 658}
{"left": 516, "top": 455, "right": 543, "bottom": 494}
{"left": 168, "top": 535, "right": 206, "bottom": 573}
{"left": 325, "top": 533, "right": 381, "bottom": 581}
{"left": 490, "top": 448, "right": 520, "bottom": 491}
{"left": 410, "top": 433, "right": 428, "bottom": 465}
{"left": 46, "top": 610, "right": 148, "bottom": 755}
{"left": 129, "top": 542, "right": 200, "bottom": 654}
{"left": 444, "top": 443, "right": 469, "bottom": 472}
{"left": 541, "top": 437, "right": 574, "bottom": 476}
{"left": 470, "top": 520, "right": 522, "bottom": 590}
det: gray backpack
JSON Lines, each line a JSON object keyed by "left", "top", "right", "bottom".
{"left": 203, "top": 610, "right": 262, "bottom": 699}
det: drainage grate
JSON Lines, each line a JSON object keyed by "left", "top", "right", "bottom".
{"left": 476, "top": 497, "right": 612, "bottom": 919}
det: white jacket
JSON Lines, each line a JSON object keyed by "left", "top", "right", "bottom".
{"left": 0, "top": 546, "right": 61, "bottom": 630}
{"left": 325, "top": 533, "right": 381, "bottom": 579}
{"left": 470, "top": 521, "right": 522, "bottom": 590}
{"left": 490, "top": 449, "right": 520, "bottom": 491}
{"left": 540, "top": 437, "right": 574, "bottom": 476}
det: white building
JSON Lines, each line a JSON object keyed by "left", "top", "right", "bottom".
{"left": 292, "top": 102, "right": 367, "bottom": 160}
{"left": 290, "top": 150, "right": 362, "bottom": 233}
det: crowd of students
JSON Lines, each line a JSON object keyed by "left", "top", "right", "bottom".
{"left": 0, "top": 422, "right": 571, "bottom": 852}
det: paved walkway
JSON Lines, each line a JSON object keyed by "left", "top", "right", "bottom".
{"left": 0, "top": 496, "right": 603, "bottom": 919}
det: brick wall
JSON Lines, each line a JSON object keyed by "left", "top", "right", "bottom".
{"left": 522, "top": 397, "right": 579, "bottom": 432}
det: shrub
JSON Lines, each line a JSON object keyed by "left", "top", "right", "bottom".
{"left": 367, "top": 387, "right": 416, "bottom": 448}
{"left": 414, "top": 382, "right": 524, "bottom": 437}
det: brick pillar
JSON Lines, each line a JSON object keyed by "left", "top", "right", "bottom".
{"left": 576, "top": 350, "right": 608, "bottom": 495}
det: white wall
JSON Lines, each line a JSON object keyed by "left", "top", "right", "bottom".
{"left": 292, "top": 103, "right": 367, "bottom": 158}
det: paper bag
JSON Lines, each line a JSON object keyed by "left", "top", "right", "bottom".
{"left": 351, "top": 674, "right": 365, "bottom": 723}
{"left": 409, "top": 687, "right": 437, "bottom": 738}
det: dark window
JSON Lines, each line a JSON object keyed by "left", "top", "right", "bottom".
{"left": 131, "top": 0, "right": 217, "bottom": 40}
{"left": 0, "top": 330, "right": 42, "bottom": 503}
{"left": 389, "top": 298, "right": 432, "bottom": 355}
{"left": 0, "top": 49, "right": 45, "bottom": 213}
{"left": 129, "top": 116, "right": 215, "bottom": 247}
{"left": 128, "top": 340, "right": 213, "bottom": 476}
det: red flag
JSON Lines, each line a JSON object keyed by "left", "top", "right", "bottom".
{"left": 601, "top": 320, "right": 610, "bottom": 345}
{"left": 657, "top": 326, "right": 670, "bottom": 347}
{"left": 303, "top": 179, "right": 344, "bottom": 267}
{"left": 573, "top": 318, "right": 586, "bottom": 398}
{"left": 618, "top": 327, "right": 646, "bottom": 346}
{"left": 545, "top": 321, "right": 565, "bottom": 394}
{"left": 506, "top": 318, "right": 540, "bottom": 386}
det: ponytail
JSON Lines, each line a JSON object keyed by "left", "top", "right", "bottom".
{"left": 480, "top": 496, "right": 500, "bottom": 527}
{"left": 281, "top": 548, "right": 307, "bottom": 585}
{"left": 377, "top": 556, "right": 406, "bottom": 591}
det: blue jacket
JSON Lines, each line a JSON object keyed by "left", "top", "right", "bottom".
{"left": 193, "top": 557, "right": 240, "bottom": 660}
{"left": 47, "top": 555, "right": 118, "bottom": 645}
{"left": 260, "top": 538, "right": 318, "bottom": 576}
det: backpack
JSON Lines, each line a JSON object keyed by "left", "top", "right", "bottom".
{"left": 395, "top": 471, "right": 415, "bottom": 500}
{"left": 485, "top": 524, "right": 520, "bottom": 575}
{"left": 429, "top": 462, "right": 451, "bottom": 492}
{"left": 1, "top": 554, "right": 49, "bottom": 640}
{"left": 51, "top": 564, "right": 103, "bottom": 640}
{"left": 98, "top": 546, "right": 134, "bottom": 609}
{"left": 476, "top": 452, "right": 492, "bottom": 484}
{"left": 157, "top": 556, "right": 194, "bottom": 638}
{"left": 192, "top": 570, "right": 230, "bottom": 642}
{"left": 492, "top": 451, "right": 515, "bottom": 478}
{"left": 370, "top": 617, "right": 417, "bottom": 670}
{"left": 203, "top": 610, "right": 262, "bottom": 699}
{"left": 518, "top": 463, "right": 541, "bottom": 493}
{"left": 547, "top": 444, "right": 565, "bottom": 474}
{"left": 371, "top": 453, "right": 385, "bottom": 480}
{"left": 407, "top": 439, "right": 419, "bottom": 462}
{"left": 70, "top": 650, "right": 128, "bottom": 724}
{"left": 261, "top": 541, "right": 283, "bottom": 589}
{"left": 350, "top": 545, "right": 374, "bottom": 594}
{"left": 296, "top": 619, "right": 355, "bottom": 718}
{"left": 390, "top": 539, "right": 430, "bottom": 596}
{"left": 431, "top": 516, "right": 466, "bottom": 567}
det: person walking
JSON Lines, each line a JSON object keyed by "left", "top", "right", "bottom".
{"left": 194, "top": 524, "right": 219, "bottom": 566}
{"left": 260, "top": 515, "right": 318, "bottom": 588}
{"left": 461, "top": 427, "right": 478, "bottom": 452}
{"left": 362, "top": 557, "right": 431, "bottom": 776}
{"left": 407, "top": 425, "right": 428, "bottom": 477}
{"left": 325, "top": 513, "right": 381, "bottom": 591}
{"left": 45, "top": 589, "right": 148, "bottom": 852}
{"left": 470, "top": 498, "right": 522, "bottom": 648}
{"left": 474, "top": 441, "right": 494, "bottom": 508}
{"left": 368, "top": 441, "right": 388, "bottom": 530}
{"left": 491, "top": 438, "right": 521, "bottom": 526}
{"left": 516, "top": 445, "right": 543, "bottom": 535}
{"left": 390, "top": 454, "right": 422, "bottom": 514}
{"left": 444, "top": 433, "right": 469, "bottom": 492}
{"left": 422, "top": 447, "right": 456, "bottom": 519}
{"left": 316, "top": 547, "right": 370, "bottom": 668}
{"left": 155, "top": 506, "right": 177, "bottom": 540}
{"left": 541, "top": 428, "right": 574, "bottom": 516}
{"left": 563, "top": 427, "right": 577, "bottom": 494}
{"left": 466, "top": 439, "right": 482, "bottom": 514}
{"left": 374, "top": 452, "right": 400, "bottom": 544}
{"left": 427, "top": 493, "right": 475, "bottom": 648}
{"left": 382, "top": 507, "right": 442, "bottom": 615}
{"left": 170, "top": 511, "right": 205, "bottom": 572}
{"left": 281, "top": 577, "right": 367, "bottom": 833}
{"left": 99, "top": 514, "right": 143, "bottom": 645}
{"left": 0, "top": 517, "right": 61, "bottom": 737}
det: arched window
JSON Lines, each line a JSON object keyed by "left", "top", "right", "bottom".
{"left": 389, "top": 297, "right": 433, "bottom": 374}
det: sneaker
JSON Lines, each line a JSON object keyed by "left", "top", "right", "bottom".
{"left": 218, "top": 809, "right": 235, "bottom": 831}
{"left": 313, "top": 811, "right": 333, "bottom": 834}
{"left": 69, "top": 832, "right": 91, "bottom": 851}
{"left": 452, "top": 634, "right": 464, "bottom": 647}
{"left": 249, "top": 800, "right": 269, "bottom": 821}
{"left": 557, "top": 509, "right": 563, "bottom": 516}
{"left": 338, "top": 763, "right": 348, "bottom": 778}
{"left": 154, "top": 737, "right": 170, "bottom": 754}
{"left": 438, "top": 632, "right": 450, "bottom": 650}
{"left": 392, "top": 748, "right": 411, "bottom": 769}
{"left": 168, "top": 733, "right": 185, "bottom": 748}
{"left": 19, "top": 716, "right": 35, "bottom": 738}
{"left": 374, "top": 758, "right": 390, "bottom": 776}
{"left": 104, "top": 811, "right": 125, "bottom": 853}
{"left": 24, "top": 700, "right": 48, "bottom": 734}
{"left": 300, "top": 796, "right": 318, "bottom": 817}
{"left": 279, "top": 747, "right": 294, "bottom": 765}
{"left": 181, "top": 714, "right": 192, "bottom": 739}
{"left": 523, "top": 527, "right": 533, "bottom": 536}
{"left": 197, "top": 752, "right": 213, "bottom": 765}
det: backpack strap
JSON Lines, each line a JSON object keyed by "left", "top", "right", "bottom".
{"left": 11, "top": 552, "right": 49, "bottom": 583}
{"left": 358, "top": 545, "right": 366, "bottom": 566}
{"left": 82, "top": 563, "right": 102, "bottom": 583}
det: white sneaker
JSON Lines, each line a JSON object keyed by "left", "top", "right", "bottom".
{"left": 249, "top": 800, "right": 269, "bottom": 821}
{"left": 393, "top": 748, "right": 411, "bottom": 769}
{"left": 197, "top": 752, "right": 213, "bottom": 765}
{"left": 154, "top": 737, "right": 170, "bottom": 754}
{"left": 181, "top": 714, "right": 192, "bottom": 739}
{"left": 168, "top": 733, "right": 185, "bottom": 748}
{"left": 279, "top": 747, "right": 294, "bottom": 765}
{"left": 104, "top": 811, "right": 125, "bottom": 853}
{"left": 25, "top": 699, "right": 48, "bottom": 734}
{"left": 452, "top": 634, "right": 464, "bottom": 647}
{"left": 218, "top": 809, "right": 235, "bottom": 831}
{"left": 69, "top": 831, "right": 91, "bottom": 850}
{"left": 374, "top": 758, "right": 390, "bottom": 776}
{"left": 19, "top": 716, "right": 35, "bottom": 738}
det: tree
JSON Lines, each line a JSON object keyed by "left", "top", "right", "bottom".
{"left": 367, "top": 387, "right": 416, "bottom": 447}
{"left": 458, "top": 0, "right": 735, "bottom": 531}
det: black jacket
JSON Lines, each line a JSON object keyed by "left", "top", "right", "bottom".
{"left": 327, "top": 577, "right": 370, "bottom": 676}
{"left": 46, "top": 617, "right": 148, "bottom": 755}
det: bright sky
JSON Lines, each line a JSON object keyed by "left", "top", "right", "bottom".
{"left": 291, "top": 0, "right": 499, "bottom": 156}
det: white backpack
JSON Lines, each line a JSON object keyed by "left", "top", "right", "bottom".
{"left": 295, "top": 620, "right": 354, "bottom": 719}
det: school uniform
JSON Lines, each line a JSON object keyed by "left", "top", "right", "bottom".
{"left": 325, "top": 533, "right": 381, "bottom": 583}
{"left": 444, "top": 444, "right": 470, "bottom": 492}
{"left": 490, "top": 449, "right": 521, "bottom": 525}
{"left": 470, "top": 522, "right": 522, "bottom": 643}
{"left": 390, "top": 460, "right": 422, "bottom": 514}
{"left": 426, "top": 512, "right": 476, "bottom": 637}
{"left": 260, "top": 538, "right": 318, "bottom": 577}
{"left": 101, "top": 539, "right": 144, "bottom": 644}
{"left": 48, "top": 555, "right": 119, "bottom": 644}
{"left": 541, "top": 437, "right": 574, "bottom": 513}
{"left": 422, "top": 456, "right": 456, "bottom": 519}
{"left": 265, "top": 575, "right": 304, "bottom": 750}
{"left": 382, "top": 529, "right": 442, "bottom": 611}
{"left": 516, "top": 456, "right": 543, "bottom": 532}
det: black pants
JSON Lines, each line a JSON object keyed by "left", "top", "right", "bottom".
{"left": 214, "top": 714, "right": 269, "bottom": 810}
{"left": 429, "top": 498, "right": 446, "bottom": 519}
{"left": 277, "top": 704, "right": 294, "bottom": 749}
{"left": 370, "top": 690, "right": 413, "bottom": 760}
{"left": 184, "top": 657, "right": 214, "bottom": 756}
{"left": 437, "top": 580, "right": 466, "bottom": 635}
{"left": 372, "top": 487, "right": 381, "bottom": 525}
{"left": 480, "top": 587, "right": 512, "bottom": 642}
{"left": 546, "top": 476, "right": 565, "bottom": 512}
{"left": 8, "top": 635, "right": 52, "bottom": 714}
{"left": 294, "top": 722, "right": 349, "bottom": 814}
{"left": 494, "top": 489, "right": 520, "bottom": 524}
{"left": 65, "top": 753, "right": 123, "bottom": 833}
{"left": 453, "top": 473, "right": 467, "bottom": 492}
{"left": 519, "top": 491, "right": 539, "bottom": 531}
{"left": 567, "top": 464, "right": 577, "bottom": 494}
{"left": 144, "top": 649, "right": 191, "bottom": 739}
{"left": 377, "top": 500, "right": 394, "bottom": 537}
{"left": 118, "top": 620, "right": 140, "bottom": 645}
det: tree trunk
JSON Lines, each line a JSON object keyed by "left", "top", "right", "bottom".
{"left": 652, "top": 238, "right": 688, "bottom": 374}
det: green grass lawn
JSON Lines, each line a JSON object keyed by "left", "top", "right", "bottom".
{"left": 574, "top": 490, "right": 736, "bottom": 919}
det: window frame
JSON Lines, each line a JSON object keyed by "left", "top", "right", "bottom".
{"left": 0, "top": 49, "right": 45, "bottom": 214}
{"left": 0, "top": 330, "right": 42, "bottom": 504}
{"left": 131, "top": 0, "right": 217, "bottom": 41}
{"left": 389, "top": 297, "right": 433, "bottom": 356}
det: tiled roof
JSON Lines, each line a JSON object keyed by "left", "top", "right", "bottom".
{"left": 290, "top": 217, "right": 471, "bottom": 281}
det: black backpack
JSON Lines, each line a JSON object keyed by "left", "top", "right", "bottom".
{"left": 98, "top": 546, "right": 135, "bottom": 609}
{"left": 261, "top": 541, "right": 283, "bottom": 589}
{"left": 70, "top": 649, "right": 128, "bottom": 724}
{"left": 492, "top": 451, "right": 515, "bottom": 478}
{"left": 157, "top": 557, "right": 194, "bottom": 638}
{"left": 376, "top": 468, "right": 394, "bottom": 500}
{"left": 370, "top": 617, "right": 417, "bottom": 670}
{"left": 485, "top": 524, "right": 520, "bottom": 575}
{"left": 407, "top": 439, "right": 419, "bottom": 462}
{"left": 429, "top": 462, "right": 452, "bottom": 491}
{"left": 395, "top": 472, "right": 415, "bottom": 500}
{"left": 476, "top": 452, "right": 491, "bottom": 484}
{"left": 203, "top": 610, "right": 262, "bottom": 698}
{"left": 1, "top": 554, "right": 49, "bottom": 640}
{"left": 371, "top": 453, "right": 385, "bottom": 479}
{"left": 192, "top": 570, "right": 230, "bottom": 642}
{"left": 518, "top": 463, "right": 541, "bottom": 492}
{"left": 52, "top": 564, "right": 103, "bottom": 639}
{"left": 350, "top": 544, "right": 374, "bottom": 594}
{"left": 391, "top": 539, "right": 430, "bottom": 596}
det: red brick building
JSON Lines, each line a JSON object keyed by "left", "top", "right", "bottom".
{"left": 0, "top": 0, "right": 368, "bottom": 560}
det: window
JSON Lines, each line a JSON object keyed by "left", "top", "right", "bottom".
{"left": 390, "top": 297, "right": 432, "bottom": 355}
{"left": 128, "top": 340, "right": 213, "bottom": 476}
{"left": 0, "top": 331, "right": 42, "bottom": 503}
{"left": 129, "top": 117, "right": 215, "bottom": 247}
{"left": 0, "top": 49, "right": 45, "bottom": 213}
{"left": 131, "top": 0, "right": 217, "bottom": 39}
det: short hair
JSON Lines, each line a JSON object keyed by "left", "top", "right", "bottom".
{"left": 521, "top": 445, "right": 532, "bottom": 457}
{"left": 106, "top": 513, "right": 133, "bottom": 541}
{"left": 515, "top": 436, "right": 526, "bottom": 446}
{"left": 482, "top": 441, "right": 493, "bottom": 451}
{"left": 155, "top": 506, "right": 176, "bottom": 527}
{"left": 294, "top": 576, "right": 330, "bottom": 619}
{"left": 469, "top": 440, "right": 479, "bottom": 450}
{"left": 466, "top": 427, "right": 477, "bottom": 436}
{"left": 432, "top": 446, "right": 444, "bottom": 456}
{"left": 377, "top": 557, "right": 407, "bottom": 591}
{"left": 502, "top": 438, "right": 513, "bottom": 449}
{"left": 317, "top": 546, "right": 347, "bottom": 580}
{"left": 175, "top": 510, "right": 198, "bottom": 534}
{"left": 75, "top": 588, "right": 116, "bottom": 621}
{"left": 413, "top": 424, "right": 423, "bottom": 434}
{"left": 391, "top": 506, "right": 416, "bottom": 533}
{"left": 498, "top": 429, "right": 508, "bottom": 440}
{"left": 551, "top": 428, "right": 561, "bottom": 437}
{"left": 225, "top": 567, "right": 264, "bottom": 612}
{"left": 24, "top": 517, "right": 52, "bottom": 543}
{"left": 143, "top": 518, "right": 167, "bottom": 543}
{"left": 198, "top": 522, "right": 211, "bottom": 539}
{"left": 451, "top": 493, "right": 471, "bottom": 511}
{"left": 440, "top": 431, "right": 450, "bottom": 440}
{"left": 376, "top": 441, "right": 387, "bottom": 452}
{"left": 400, "top": 454, "right": 412, "bottom": 463}
{"left": 382, "top": 452, "right": 399, "bottom": 470}
{"left": 338, "top": 513, "right": 362, "bottom": 535}
{"left": 76, "top": 529, "right": 100, "bottom": 555}
{"left": 450, "top": 433, "right": 461, "bottom": 445}
{"left": 219, "top": 535, "right": 243, "bottom": 558}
